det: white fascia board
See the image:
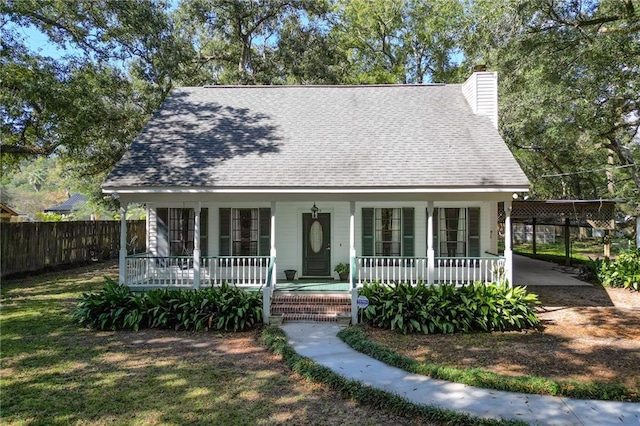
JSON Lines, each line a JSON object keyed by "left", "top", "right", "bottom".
{"left": 102, "top": 186, "right": 530, "bottom": 195}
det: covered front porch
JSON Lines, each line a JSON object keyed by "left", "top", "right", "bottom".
{"left": 113, "top": 194, "right": 517, "bottom": 324}
{"left": 123, "top": 253, "right": 507, "bottom": 290}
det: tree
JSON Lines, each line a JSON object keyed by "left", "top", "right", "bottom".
{"left": 331, "top": 0, "right": 466, "bottom": 83}
{"left": 275, "top": 10, "right": 351, "bottom": 84}
{"left": 465, "top": 0, "right": 640, "bottom": 210}
{"left": 174, "top": 0, "right": 325, "bottom": 84}
{"left": 1, "top": 0, "right": 200, "bottom": 178}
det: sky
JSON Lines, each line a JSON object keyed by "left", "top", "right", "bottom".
{"left": 10, "top": 22, "right": 71, "bottom": 59}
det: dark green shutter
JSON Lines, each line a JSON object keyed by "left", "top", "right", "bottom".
{"left": 219, "top": 208, "right": 231, "bottom": 256}
{"left": 362, "top": 208, "right": 374, "bottom": 256}
{"left": 156, "top": 208, "right": 169, "bottom": 257}
{"left": 432, "top": 208, "right": 439, "bottom": 257}
{"left": 468, "top": 207, "right": 480, "bottom": 257}
{"left": 402, "top": 207, "right": 414, "bottom": 257}
{"left": 259, "top": 208, "right": 271, "bottom": 256}
{"left": 200, "top": 208, "right": 208, "bottom": 256}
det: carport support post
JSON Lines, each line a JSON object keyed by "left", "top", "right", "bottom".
{"left": 603, "top": 229, "right": 611, "bottom": 259}
{"left": 193, "top": 203, "right": 201, "bottom": 289}
{"left": 564, "top": 218, "right": 571, "bottom": 266}
{"left": 118, "top": 202, "right": 128, "bottom": 284}
{"left": 531, "top": 217, "right": 537, "bottom": 256}
{"left": 427, "top": 201, "right": 435, "bottom": 284}
{"left": 350, "top": 201, "right": 358, "bottom": 325}
{"left": 504, "top": 201, "right": 513, "bottom": 286}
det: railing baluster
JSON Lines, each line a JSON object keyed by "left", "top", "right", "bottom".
{"left": 187, "top": 255, "right": 507, "bottom": 290}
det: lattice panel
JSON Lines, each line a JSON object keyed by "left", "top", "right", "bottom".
{"left": 500, "top": 201, "right": 616, "bottom": 230}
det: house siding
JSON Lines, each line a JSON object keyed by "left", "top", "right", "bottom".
{"left": 144, "top": 200, "right": 497, "bottom": 281}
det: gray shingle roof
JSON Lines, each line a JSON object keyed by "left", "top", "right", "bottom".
{"left": 103, "top": 85, "right": 530, "bottom": 190}
{"left": 44, "top": 194, "right": 87, "bottom": 213}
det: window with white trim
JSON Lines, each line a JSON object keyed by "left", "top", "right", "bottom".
{"left": 219, "top": 208, "right": 270, "bottom": 256}
{"left": 362, "top": 207, "right": 414, "bottom": 257}
{"left": 433, "top": 207, "right": 480, "bottom": 257}
{"left": 156, "top": 208, "right": 208, "bottom": 256}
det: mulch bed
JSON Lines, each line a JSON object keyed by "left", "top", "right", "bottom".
{"left": 364, "top": 284, "right": 640, "bottom": 394}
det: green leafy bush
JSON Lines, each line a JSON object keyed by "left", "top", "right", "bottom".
{"left": 74, "top": 278, "right": 263, "bottom": 332}
{"left": 215, "top": 281, "right": 264, "bottom": 331}
{"left": 359, "top": 281, "right": 540, "bottom": 334}
{"left": 74, "top": 278, "right": 148, "bottom": 330}
{"left": 593, "top": 249, "right": 640, "bottom": 291}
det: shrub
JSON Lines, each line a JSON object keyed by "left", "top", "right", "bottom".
{"left": 594, "top": 249, "right": 640, "bottom": 292}
{"left": 215, "top": 282, "right": 263, "bottom": 331}
{"left": 74, "top": 277, "right": 147, "bottom": 331}
{"left": 74, "top": 279, "right": 263, "bottom": 332}
{"left": 359, "top": 281, "right": 540, "bottom": 334}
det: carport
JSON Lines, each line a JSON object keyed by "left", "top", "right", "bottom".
{"left": 502, "top": 199, "right": 617, "bottom": 265}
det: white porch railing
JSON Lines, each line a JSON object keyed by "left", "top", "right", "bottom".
{"left": 355, "top": 257, "right": 428, "bottom": 286}
{"left": 126, "top": 255, "right": 195, "bottom": 287}
{"left": 434, "top": 256, "right": 505, "bottom": 285}
{"left": 354, "top": 255, "right": 505, "bottom": 287}
{"left": 124, "top": 254, "right": 272, "bottom": 288}
{"left": 201, "top": 256, "right": 271, "bottom": 287}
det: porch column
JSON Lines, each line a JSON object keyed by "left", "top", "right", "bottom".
{"left": 504, "top": 201, "right": 513, "bottom": 286}
{"left": 262, "top": 202, "right": 277, "bottom": 325}
{"left": 193, "top": 203, "right": 201, "bottom": 289}
{"left": 427, "top": 201, "right": 435, "bottom": 285}
{"left": 350, "top": 201, "right": 358, "bottom": 325}
{"left": 270, "top": 201, "right": 277, "bottom": 285}
{"left": 145, "top": 204, "right": 151, "bottom": 251}
{"left": 118, "top": 202, "right": 128, "bottom": 284}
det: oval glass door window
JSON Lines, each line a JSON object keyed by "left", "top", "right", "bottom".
{"left": 309, "top": 220, "right": 323, "bottom": 253}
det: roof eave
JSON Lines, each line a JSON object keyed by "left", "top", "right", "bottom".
{"left": 102, "top": 185, "right": 531, "bottom": 195}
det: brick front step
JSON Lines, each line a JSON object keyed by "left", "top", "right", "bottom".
{"left": 271, "top": 304, "right": 351, "bottom": 314}
{"left": 271, "top": 293, "right": 351, "bottom": 323}
{"left": 281, "top": 313, "right": 345, "bottom": 322}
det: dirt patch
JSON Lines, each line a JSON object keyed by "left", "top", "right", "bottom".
{"left": 365, "top": 285, "right": 640, "bottom": 396}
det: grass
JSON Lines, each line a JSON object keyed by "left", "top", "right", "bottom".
{"left": 338, "top": 325, "right": 637, "bottom": 402}
{"left": 513, "top": 238, "right": 634, "bottom": 264}
{"left": 1, "top": 263, "right": 414, "bottom": 425}
{"left": 1, "top": 262, "right": 524, "bottom": 425}
{"left": 513, "top": 241, "right": 595, "bottom": 265}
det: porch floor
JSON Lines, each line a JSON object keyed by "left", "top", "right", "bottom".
{"left": 126, "top": 279, "right": 349, "bottom": 293}
{"left": 275, "top": 279, "right": 350, "bottom": 292}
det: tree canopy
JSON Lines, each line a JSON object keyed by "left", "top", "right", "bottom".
{"left": 1, "top": 0, "right": 639, "bottom": 214}
{"left": 470, "top": 0, "right": 639, "bottom": 211}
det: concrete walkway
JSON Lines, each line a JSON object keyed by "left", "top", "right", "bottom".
{"left": 282, "top": 322, "right": 640, "bottom": 426}
{"left": 513, "top": 254, "right": 590, "bottom": 287}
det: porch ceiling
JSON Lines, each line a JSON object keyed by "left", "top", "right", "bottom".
{"left": 114, "top": 188, "right": 525, "bottom": 205}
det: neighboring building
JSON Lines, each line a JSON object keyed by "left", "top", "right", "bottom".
{"left": 0, "top": 203, "right": 26, "bottom": 222}
{"left": 44, "top": 194, "right": 88, "bottom": 216}
{"left": 103, "top": 71, "right": 529, "bottom": 323}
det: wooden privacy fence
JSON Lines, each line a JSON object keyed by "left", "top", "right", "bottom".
{"left": 1, "top": 221, "right": 146, "bottom": 277}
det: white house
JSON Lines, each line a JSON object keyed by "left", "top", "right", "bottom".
{"left": 102, "top": 71, "right": 529, "bottom": 323}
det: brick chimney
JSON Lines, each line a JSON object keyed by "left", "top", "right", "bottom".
{"left": 462, "top": 69, "right": 498, "bottom": 129}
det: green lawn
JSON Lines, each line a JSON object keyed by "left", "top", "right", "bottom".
{"left": 513, "top": 238, "right": 633, "bottom": 264}
{"left": 513, "top": 241, "right": 601, "bottom": 265}
{"left": 1, "top": 263, "right": 441, "bottom": 426}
